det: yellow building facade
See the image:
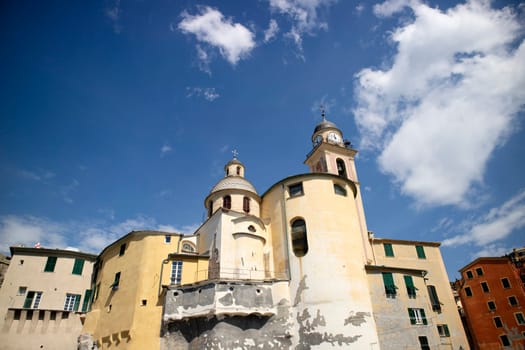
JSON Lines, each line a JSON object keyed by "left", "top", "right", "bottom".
{"left": 80, "top": 231, "right": 208, "bottom": 350}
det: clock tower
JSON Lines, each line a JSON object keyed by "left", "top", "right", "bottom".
{"left": 305, "top": 111, "right": 373, "bottom": 263}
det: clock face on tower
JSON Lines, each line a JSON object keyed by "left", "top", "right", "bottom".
{"left": 328, "top": 132, "right": 341, "bottom": 143}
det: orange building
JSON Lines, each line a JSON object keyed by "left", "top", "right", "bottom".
{"left": 456, "top": 249, "right": 525, "bottom": 349}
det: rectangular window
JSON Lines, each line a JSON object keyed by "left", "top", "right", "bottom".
{"left": 509, "top": 296, "right": 518, "bottom": 306}
{"left": 488, "top": 301, "right": 496, "bottom": 311}
{"left": 501, "top": 278, "right": 511, "bottom": 289}
{"left": 171, "top": 261, "right": 183, "bottom": 285}
{"left": 26, "top": 310, "right": 33, "bottom": 320}
{"left": 475, "top": 267, "right": 483, "bottom": 276}
{"left": 94, "top": 283, "right": 100, "bottom": 301}
{"left": 516, "top": 312, "right": 525, "bottom": 325}
{"left": 418, "top": 336, "right": 430, "bottom": 350}
{"left": 23, "top": 291, "right": 42, "bottom": 309}
{"left": 165, "top": 235, "right": 171, "bottom": 243}
{"left": 383, "top": 243, "right": 394, "bottom": 257}
{"left": 111, "top": 272, "right": 121, "bottom": 290}
{"left": 437, "top": 324, "right": 450, "bottom": 337}
{"left": 81, "top": 289, "right": 92, "bottom": 312}
{"left": 481, "top": 281, "right": 490, "bottom": 293}
{"left": 427, "top": 285, "right": 441, "bottom": 312}
{"left": 500, "top": 335, "right": 511, "bottom": 347}
{"left": 72, "top": 259, "right": 84, "bottom": 275}
{"left": 416, "top": 245, "right": 426, "bottom": 259}
{"left": 44, "top": 256, "right": 57, "bottom": 272}
{"left": 466, "top": 270, "right": 473, "bottom": 279}
{"left": 465, "top": 286, "right": 472, "bottom": 297}
{"left": 494, "top": 316, "right": 503, "bottom": 328}
{"left": 408, "top": 308, "right": 428, "bottom": 325}
{"left": 14, "top": 310, "right": 21, "bottom": 320}
{"left": 17, "top": 286, "right": 27, "bottom": 295}
{"left": 119, "top": 243, "right": 126, "bottom": 256}
{"left": 382, "top": 272, "right": 397, "bottom": 297}
{"left": 64, "top": 294, "right": 81, "bottom": 311}
{"left": 404, "top": 275, "right": 417, "bottom": 298}
{"left": 289, "top": 183, "right": 304, "bottom": 197}
{"left": 38, "top": 310, "right": 45, "bottom": 320}
{"left": 49, "top": 311, "right": 56, "bottom": 320}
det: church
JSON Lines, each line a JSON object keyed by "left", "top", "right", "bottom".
{"left": 80, "top": 115, "right": 468, "bottom": 349}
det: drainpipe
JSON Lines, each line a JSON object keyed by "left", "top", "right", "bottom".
{"left": 281, "top": 184, "right": 292, "bottom": 280}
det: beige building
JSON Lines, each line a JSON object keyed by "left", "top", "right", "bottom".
{"left": 80, "top": 231, "right": 208, "bottom": 350}
{"left": 0, "top": 247, "right": 96, "bottom": 350}
{"left": 368, "top": 238, "right": 469, "bottom": 349}
{"left": 0, "top": 253, "right": 10, "bottom": 288}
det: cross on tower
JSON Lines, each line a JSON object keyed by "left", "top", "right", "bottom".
{"left": 320, "top": 104, "right": 326, "bottom": 121}
{"left": 232, "top": 149, "right": 239, "bottom": 159}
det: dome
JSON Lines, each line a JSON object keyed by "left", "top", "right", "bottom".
{"left": 210, "top": 176, "right": 258, "bottom": 195}
{"left": 313, "top": 119, "right": 338, "bottom": 134}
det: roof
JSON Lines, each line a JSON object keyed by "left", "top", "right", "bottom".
{"left": 210, "top": 176, "right": 258, "bottom": 195}
{"left": 313, "top": 118, "right": 339, "bottom": 134}
{"left": 371, "top": 237, "right": 441, "bottom": 247}
{"left": 9, "top": 246, "right": 97, "bottom": 261}
{"left": 458, "top": 256, "right": 510, "bottom": 272}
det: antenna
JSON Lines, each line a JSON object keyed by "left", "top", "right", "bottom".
{"left": 320, "top": 104, "right": 326, "bottom": 121}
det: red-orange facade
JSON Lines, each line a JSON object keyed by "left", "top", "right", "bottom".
{"left": 457, "top": 253, "right": 525, "bottom": 349}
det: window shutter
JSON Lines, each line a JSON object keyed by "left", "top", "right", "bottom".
{"left": 408, "top": 308, "right": 416, "bottom": 325}
{"left": 72, "top": 259, "right": 84, "bottom": 275}
{"left": 444, "top": 324, "right": 450, "bottom": 337}
{"left": 23, "top": 292, "right": 35, "bottom": 308}
{"left": 384, "top": 243, "right": 394, "bottom": 257}
{"left": 82, "top": 289, "right": 92, "bottom": 312}
{"left": 44, "top": 257, "right": 57, "bottom": 272}
{"left": 421, "top": 308, "right": 428, "bottom": 325}
{"left": 427, "top": 285, "right": 441, "bottom": 311}
{"left": 416, "top": 245, "right": 426, "bottom": 258}
{"left": 73, "top": 295, "right": 81, "bottom": 312}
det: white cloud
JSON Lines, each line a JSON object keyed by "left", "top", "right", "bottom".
{"left": 105, "top": 0, "right": 122, "bottom": 34}
{"left": 442, "top": 189, "right": 525, "bottom": 247}
{"left": 186, "top": 87, "right": 220, "bottom": 101}
{"left": 354, "top": 0, "right": 525, "bottom": 207}
{"left": 160, "top": 143, "right": 173, "bottom": 157}
{"left": 264, "top": 19, "right": 280, "bottom": 43}
{"left": 178, "top": 6, "right": 255, "bottom": 66}
{"left": 268, "top": 0, "right": 335, "bottom": 50}
{"left": 0, "top": 214, "right": 200, "bottom": 255}
{"left": 60, "top": 179, "right": 79, "bottom": 204}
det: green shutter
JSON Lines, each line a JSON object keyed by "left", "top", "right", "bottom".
{"left": 44, "top": 256, "right": 57, "bottom": 272}
{"left": 384, "top": 243, "right": 394, "bottom": 257}
{"left": 73, "top": 295, "right": 81, "bottom": 312}
{"left": 81, "top": 289, "right": 92, "bottom": 312}
{"left": 408, "top": 308, "right": 416, "bottom": 325}
{"left": 444, "top": 324, "right": 450, "bottom": 337}
{"left": 421, "top": 308, "right": 428, "bottom": 325}
{"left": 23, "top": 291, "right": 35, "bottom": 308}
{"left": 404, "top": 275, "right": 416, "bottom": 296}
{"left": 416, "top": 245, "right": 426, "bottom": 259}
{"left": 72, "top": 259, "right": 84, "bottom": 275}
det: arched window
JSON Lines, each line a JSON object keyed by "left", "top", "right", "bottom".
{"left": 181, "top": 242, "right": 195, "bottom": 253}
{"left": 243, "top": 196, "right": 250, "bottom": 213}
{"left": 291, "top": 219, "right": 308, "bottom": 257}
{"left": 336, "top": 158, "right": 347, "bottom": 178}
{"left": 223, "top": 195, "right": 231, "bottom": 209}
{"left": 236, "top": 166, "right": 241, "bottom": 175}
{"left": 208, "top": 201, "right": 213, "bottom": 217}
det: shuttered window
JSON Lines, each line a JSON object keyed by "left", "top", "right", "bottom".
{"left": 382, "top": 272, "right": 397, "bottom": 297}
{"left": 72, "top": 259, "right": 84, "bottom": 275}
{"left": 404, "top": 275, "right": 417, "bottom": 298}
{"left": 383, "top": 243, "right": 394, "bottom": 257}
{"left": 427, "top": 285, "right": 441, "bottom": 312}
{"left": 44, "top": 256, "right": 57, "bottom": 272}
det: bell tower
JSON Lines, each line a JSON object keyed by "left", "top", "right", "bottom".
{"left": 305, "top": 110, "right": 373, "bottom": 263}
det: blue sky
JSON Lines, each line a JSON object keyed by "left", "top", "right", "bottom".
{"left": 1, "top": 0, "right": 524, "bottom": 279}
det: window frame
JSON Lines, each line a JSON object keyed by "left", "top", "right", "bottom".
{"left": 336, "top": 158, "right": 347, "bottom": 177}
{"left": 500, "top": 334, "right": 511, "bottom": 347}
{"left": 475, "top": 267, "right": 484, "bottom": 276}
{"left": 81, "top": 289, "right": 92, "bottom": 312}
{"left": 464, "top": 286, "right": 472, "bottom": 297}
{"left": 243, "top": 196, "right": 250, "bottom": 213}
{"left": 288, "top": 182, "right": 304, "bottom": 197}
{"left": 501, "top": 277, "right": 511, "bottom": 289}
{"left": 493, "top": 316, "right": 503, "bottom": 328}
{"left": 509, "top": 295, "right": 518, "bottom": 307}
{"left": 165, "top": 235, "right": 171, "bottom": 244}
{"left": 333, "top": 183, "right": 347, "bottom": 196}
{"left": 408, "top": 308, "right": 428, "bottom": 325}
{"left": 404, "top": 275, "right": 417, "bottom": 298}
{"left": 515, "top": 312, "right": 525, "bottom": 325}
{"left": 437, "top": 324, "right": 450, "bottom": 337}
{"left": 23, "top": 291, "right": 42, "bottom": 309}
{"left": 223, "top": 195, "right": 232, "bottom": 209}
{"left": 170, "top": 261, "right": 183, "bottom": 285}
{"left": 465, "top": 270, "right": 473, "bottom": 279}
{"left": 111, "top": 272, "right": 121, "bottom": 290}
{"left": 119, "top": 243, "right": 126, "bottom": 256}
{"left": 488, "top": 300, "right": 497, "bottom": 311}
{"left": 427, "top": 285, "right": 442, "bottom": 312}
{"left": 63, "top": 293, "right": 81, "bottom": 312}
{"left": 290, "top": 218, "right": 308, "bottom": 257}
{"left": 481, "top": 281, "right": 490, "bottom": 293}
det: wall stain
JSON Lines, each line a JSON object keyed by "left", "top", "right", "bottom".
{"left": 344, "top": 311, "right": 370, "bottom": 327}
